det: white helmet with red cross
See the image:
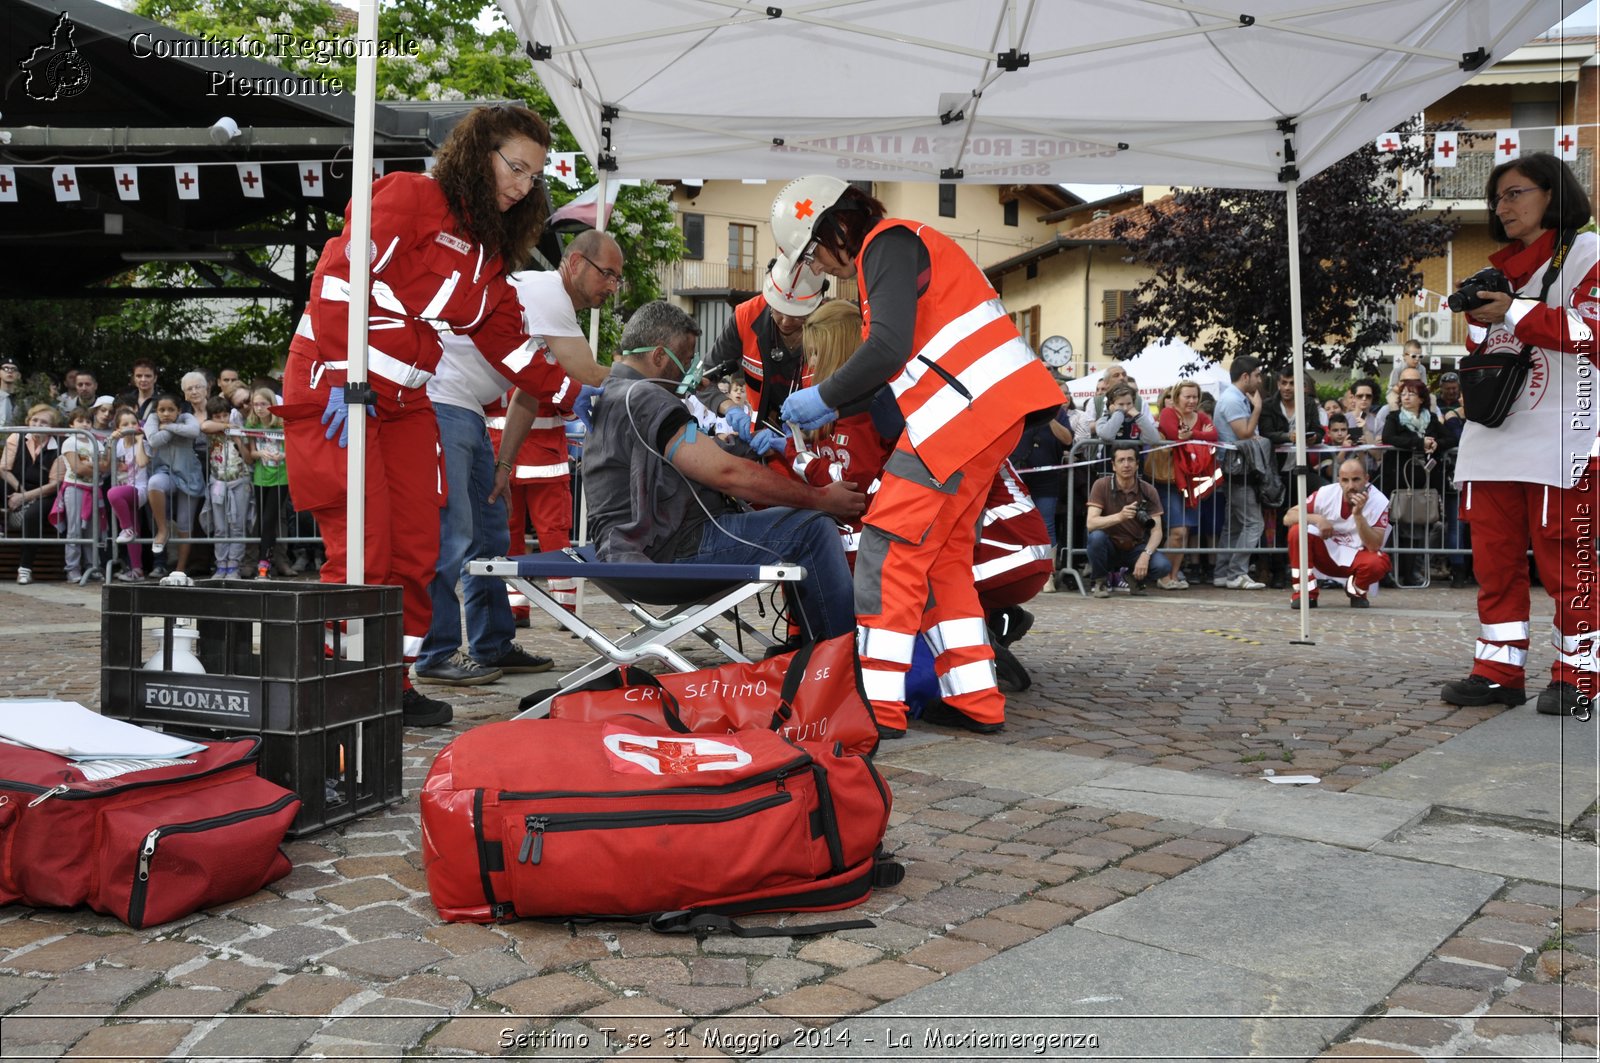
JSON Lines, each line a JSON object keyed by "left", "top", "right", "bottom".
{"left": 762, "top": 251, "right": 827, "bottom": 317}
{"left": 770, "top": 174, "right": 850, "bottom": 260}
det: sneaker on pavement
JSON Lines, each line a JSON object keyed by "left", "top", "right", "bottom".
{"left": 1226, "top": 574, "right": 1266, "bottom": 590}
{"left": 401, "top": 686, "right": 453, "bottom": 727}
{"left": 115, "top": 568, "right": 144, "bottom": 583}
{"left": 483, "top": 645, "right": 554, "bottom": 674}
{"left": 1536, "top": 682, "right": 1593, "bottom": 718}
{"left": 1441, "top": 674, "right": 1526, "bottom": 707}
{"left": 1289, "top": 596, "right": 1318, "bottom": 609}
{"left": 1156, "top": 576, "right": 1185, "bottom": 590}
{"left": 414, "top": 650, "right": 503, "bottom": 686}
{"left": 1090, "top": 579, "right": 1111, "bottom": 599}
{"left": 1347, "top": 593, "right": 1370, "bottom": 608}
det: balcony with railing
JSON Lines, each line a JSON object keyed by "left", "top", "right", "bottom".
{"left": 657, "top": 259, "right": 859, "bottom": 303}
{"left": 1401, "top": 148, "right": 1595, "bottom": 206}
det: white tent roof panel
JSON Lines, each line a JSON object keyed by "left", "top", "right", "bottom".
{"left": 506, "top": 0, "right": 1568, "bottom": 189}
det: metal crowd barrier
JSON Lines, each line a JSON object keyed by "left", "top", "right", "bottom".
{"left": 1013, "top": 437, "right": 1468, "bottom": 597}
{"left": 0, "top": 426, "right": 103, "bottom": 584}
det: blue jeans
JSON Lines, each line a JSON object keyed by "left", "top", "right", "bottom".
{"left": 418, "top": 402, "right": 516, "bottom": 669}
{"left": 1216, "top": 478, "right": 1263, "bottom": 582}
{"left": 1085, "top": 530, "right": 1173, "bottom": 581}
{"left": 685, "top": 508, "right": 855, "bottom": 642}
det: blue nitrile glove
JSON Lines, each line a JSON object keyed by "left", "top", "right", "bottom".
{"left": 320, "top": 388, "right": 375, "bottom": 449}
{"left": 574, "top": 384, "right": 603, "bottom": 430}
{"left": 749, "top": 428, "right": 787, "bottom": 456}
{"left": 781, "top": 385, "right": 838, "bottom": 431}
{"left": 724, "top": 405, "right": 753, "bottom": 440}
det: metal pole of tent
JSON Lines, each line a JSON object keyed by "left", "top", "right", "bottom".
{"left": 1285, "top": 137, "right": 1314, "bottom": 645}
{"left": 573, "top": 167, "right": 610, "bottom": 620}
{"left": 342, "top": 0, "right": 379, "bottom": 660}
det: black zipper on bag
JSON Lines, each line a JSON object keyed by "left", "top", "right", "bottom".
{"left": 497, "top": 754, "right": 812, "bottom": 802}
{"left": 515, "top": 791, "right": 793, "bottom": 865}
{"left": 127, "top": 791, "right": 298, "bottom": 929}
{"left": 0, "top": 737, "right": 262, "bottom": 804}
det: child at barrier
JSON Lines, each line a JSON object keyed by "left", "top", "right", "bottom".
{"left": 144, "top": 393, "right": 204, "bottom": 579}
{"left": 240, "top": 387, "right": 289, "bottom": 580}
{"left": 106, "top": 407, "right": 149, "bottom": 582}
{"left": 55, "top": 407, "right": 104, "bottom": 582}
{"left": 203, "top": 395, "right": 253, "bottom": 580}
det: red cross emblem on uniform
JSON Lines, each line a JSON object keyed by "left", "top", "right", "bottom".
{"left": 794, "top": 198, "right": 815, "bottom": 220}
{"left": 555, "top": 158, "right": 573, "bottom": 177}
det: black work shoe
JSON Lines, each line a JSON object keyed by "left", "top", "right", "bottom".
{"left": 415, "top": 650, "right": 503, "bottom": 686}
{"left": 875, "top": 724, "right": 907, "bottom": 741}
{"left": 1347, "top": 593, "right": 1370, "bottom": 609}
{"left": 989, "top": 606, "right": 1034, "bottom": 647}
{"left": 1441, "top": 674, "right": 1526, "bottom": 707}
{"left": 401, "top": 686, "right": 453, "bottom": 727}
{"left": 1450, "top": 571, "right": 1469, "bottom": 589}
{"left": 1537, "top": 682, "right": 1593, "bottom": 719}
{"left": 1289, "top": 597, "right": 1318, "bottom": 609}
{"left": 484, "top": 645, "right": 554, "bottom": 674}
{"left": 992, "top": 640, "right": 1032, "bottom": 692}
{"left": 920, "top": 699, "right": 1004, "bottom": 734}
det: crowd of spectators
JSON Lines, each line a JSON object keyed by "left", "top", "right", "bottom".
{"left": 0, "top": 361, "right": 319, "bottom": 585}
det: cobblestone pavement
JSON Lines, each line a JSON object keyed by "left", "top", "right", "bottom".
{"left": 0, "top": 576, "right": 1591, "bottom": 1058}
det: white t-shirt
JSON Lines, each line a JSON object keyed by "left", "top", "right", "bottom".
{"left": 427, "top": 269, "right": 584, "bottom": 413}
{"left": 60, "top": 434, "right": 97, "bottom": 487}
{"left": 511, "top": 269, "right": 584, "bottom": 345}
{"left": 1304, "top": 483, "right": 1391, "bottom": 568}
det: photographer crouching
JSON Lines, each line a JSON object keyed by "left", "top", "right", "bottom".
{"left": 1440, "top": 152, "right": 1600, "bottom": 720}
{"left": 1085, "top": 445, "right": 1172, "bottom": 597}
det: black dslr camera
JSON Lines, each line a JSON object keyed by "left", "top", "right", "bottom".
{"left": 1446, "top": 267, "right": 1513, "bottom": 313}
{"left": 1131, "top": 500, "right": 1155, "bottom": 531}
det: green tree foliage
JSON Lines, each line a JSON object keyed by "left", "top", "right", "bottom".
{"left": 1107, "top": 137, "right": 1457, "bottom": 374}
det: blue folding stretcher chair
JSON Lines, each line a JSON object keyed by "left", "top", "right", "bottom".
{"left": 468, "top": 546, "right": 804, "bottom": 719}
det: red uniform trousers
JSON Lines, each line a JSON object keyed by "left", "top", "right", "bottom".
{"left": 1287, "top": 536, "right": 1392, "bottom": 602}
{"left": 282, "top": 354, "right": 442, "bottom": 668}
{"left": 855, "top": 422, "right": 1022, "bottom": 730}
{"left": 1463, "top": 461, "right": 1600, "bottom": 695}
{"left": 508, "top": 476, "right": 576, "bottom": 609}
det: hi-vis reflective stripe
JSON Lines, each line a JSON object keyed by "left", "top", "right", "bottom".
{"left": 1553, "top": 627, "right": 1600, "bottom": 653}
{"left": 402, "top": 634, "right": 425, "bottom": 658}
{"left": 419, "top": 269, "right": 462, "bottom": 322}
{"left": 983, "top": 500, "right": 1035, "bottom": 525}
{"left": 924, "top": 617, "right": 988, "bottom": 656}
{"left": 1556, "top": 648, "right": 1600, "bottom": 672}
{"left": 861, "top": 667, "right": 906, "bottom": 703}
{"left": 858, "top": 627, "right": 916, "bottom": 665}
{"left": 938, "top": 660, "right": 998, "bottom": 697}
{"left": 1482, "top": 620, "right": 1530, "bottom": 642}
{"left": 903, "top": 337, "right": 1034, "bottom": 450}
{"left": 296, "top": 312, "right": 314, "bottom": 340}
{"left": 891, "top": 299, "right": 1008, "bottom": 398}
{"left": 485, "top": 416, "right": 507, "bottom": 430}
{"left": 514, "top": 462, "right": 569, "bottom": 479}
{"left": 530, "top": 416, "right": 564, "bottom": 430}
{"left": 320, "top": 274, "right": 409, "bottom": 319}
{"left": 973, "top": 543, "right": 1052, "bottom": 582}
{"left": 501, "top": 340, "right": 541, "bottom": 374}
{"left": 1475, "top": 640, "right": 1528, "bottom": 667}
{"left": 307, "top": 347, "right": 433, "bottom": 390}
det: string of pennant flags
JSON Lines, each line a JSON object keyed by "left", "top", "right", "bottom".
{"left": 1375, "top": 125, "right": 1590, "bottom": 166}
{"left": 0, "top": 150, "right": 584, "bottom": 205}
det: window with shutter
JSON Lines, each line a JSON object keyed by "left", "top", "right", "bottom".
{"left": 1101, "top": 290, "right": 1135, "bottom": 353}
{"left": 682, "top": 213, "right": 705, "bottom": 260}
{"left": 939, "top": 183, "right": 957, "bottom": 218}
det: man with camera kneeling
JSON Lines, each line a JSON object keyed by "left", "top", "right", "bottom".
{"left": 1085, "top": 445, "right": 1171, "bottom": 597}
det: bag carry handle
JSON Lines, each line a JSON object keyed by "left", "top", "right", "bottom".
{"left": 616, "top": 669, "right": 692, "bottom": 733}
{"left": 771, "top": 638, "right": 819, "bottom": 729}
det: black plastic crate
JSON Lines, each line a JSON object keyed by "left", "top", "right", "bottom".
{"left": 100, "top": 581, "right": 405, "bottom": 836}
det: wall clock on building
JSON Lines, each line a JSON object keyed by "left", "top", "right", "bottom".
{"left": 1040, "top": 335, "right": 1073, "bottom": 368}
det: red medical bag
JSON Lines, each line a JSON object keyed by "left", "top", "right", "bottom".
{"left": 0, "top": 737, "right": 299, "bottom": 928}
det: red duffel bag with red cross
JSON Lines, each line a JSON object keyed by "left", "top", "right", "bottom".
{"left": 420, "top": 717, "right": 899, "bottom": 932}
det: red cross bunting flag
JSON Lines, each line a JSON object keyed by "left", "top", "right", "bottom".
{"left": 1374, "top": 133, "right": 1401, "bottom": 153}
{"left": 1414, "top": 289, "right": 1429, "bottom": 309}
{"left": 1432, "top": 132, "right": 1458, "bottom": 168}
{"left": 237, "top": 163, "right": 264, "bottom": 199}
{"left": 174, "top": 164, "right": 201, "bottom": 201}
{"left": 544, "top": 152, "right": 580, "bottom": 189}
{"left": 52, "top": 166, "right": 81, "bottom": 202}
{"left": 1557, "top": 126, "right": 1580, "bottom": 162}
{"left": 1495, "top": 129, "right": 1520, "bottom": 161}
{"left": 299, "top": 162, "right": 324, "bottom": 197}
{"left": 0, "top": 167, "right": 16, "bottom": 203}
{"left": 113, "top": 165, "right": 139, "bottom": 201}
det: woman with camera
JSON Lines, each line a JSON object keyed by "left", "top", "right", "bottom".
{"left": 1440, "top": 152, "right": 1600, "bottom": 718}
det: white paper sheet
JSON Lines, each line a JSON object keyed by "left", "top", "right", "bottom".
{"left": 0, "top": 700, "right": 205, "bottom": 759}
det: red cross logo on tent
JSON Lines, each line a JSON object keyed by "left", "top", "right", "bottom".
{"left": 56, "top": 172, "right": 74, "bottom": 193}
{"left": 1499, "top": 138, "right": 1517, "bottom": 157}
{"left": 794, "top": 198, "right": 814, "bottom": 220}
{"left": 118, "top": 172, "right": 135, "bottom": 191}
{"left": 1437, "top": 140, "right": 1454, "bottom": 159}
{"left": 555, "top": 158, "right": 572, "bottom": 177}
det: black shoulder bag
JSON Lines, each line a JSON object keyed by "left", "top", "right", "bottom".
{"left": 1459, "top": 230, "right": 1575, "bottom": 428}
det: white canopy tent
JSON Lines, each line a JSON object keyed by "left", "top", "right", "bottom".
{"left": 1067, "top": 341, "right": 1232, "bottom": 408}
{"left": 339, "top": 0, "right": 1569, "bottom": 641}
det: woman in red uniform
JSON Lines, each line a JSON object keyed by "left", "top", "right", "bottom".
{"left": 772, "top": 176, "right": 1061, "bottom": 735}
{"left": 282, "top": 104, "right": 574, "bottom": 725}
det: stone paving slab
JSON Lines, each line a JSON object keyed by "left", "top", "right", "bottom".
{"left": 1049, "top": 763, "right": 1432, "bottom": 849}
{"left": 876, "top": 737, "right": 1117, "bottom": 795}
{"left": 1375, "top": 820, "right": 1600, "bottom": 889}
{"left": 1353, "top": 708, "right": 1600, "bottom": 827}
